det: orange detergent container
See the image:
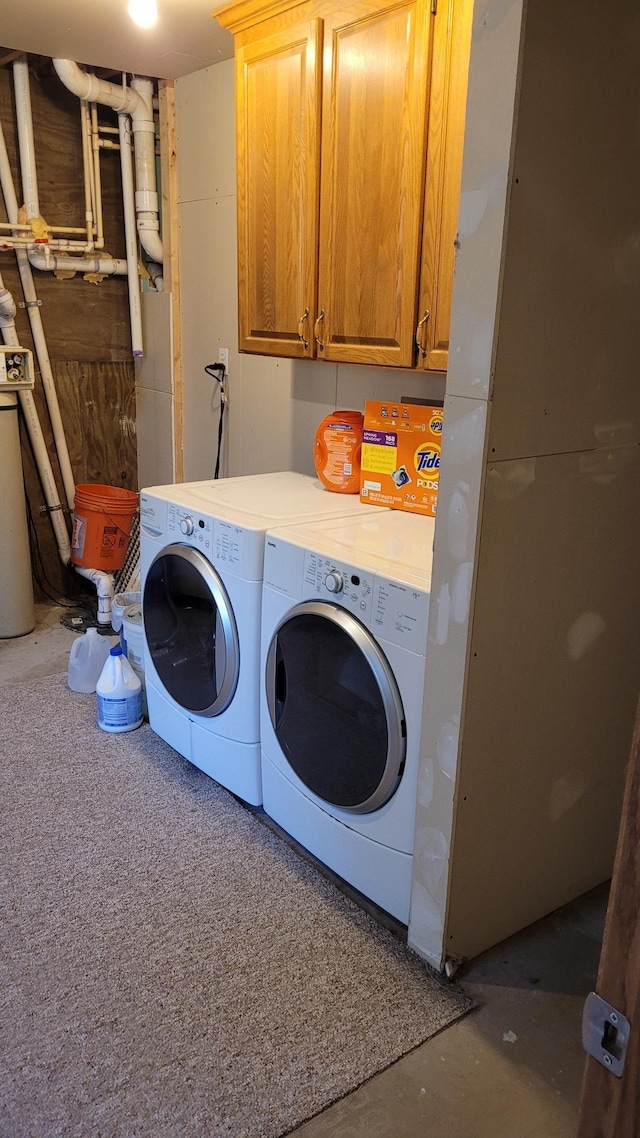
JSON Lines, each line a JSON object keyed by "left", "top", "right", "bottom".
{"left": 314, "top": 410, "right": 364, "bottom": 494}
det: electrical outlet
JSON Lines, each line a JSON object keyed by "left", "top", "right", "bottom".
{"left": 218, "top": 347, "right": 229, "bottom": 372}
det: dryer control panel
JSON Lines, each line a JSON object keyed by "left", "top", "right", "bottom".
{"left": 303, "top": 551, "right": 373, "bottom": 620}
{"left": 301, "top": 551, "right": 429, "bottom": 654}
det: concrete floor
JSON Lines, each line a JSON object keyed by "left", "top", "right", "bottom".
{"left": 1, "top": 604, "right": 604, "bottom": 1138}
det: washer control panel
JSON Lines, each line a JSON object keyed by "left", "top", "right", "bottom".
{"left": 166, "top": 503, "right": 213, "bottom": 552}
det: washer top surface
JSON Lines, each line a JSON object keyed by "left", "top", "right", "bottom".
{"left": 141, "top": 471, "right": 379, "bottom": 530}
{"left": 266, "top": 507, "right": 436, "bottom": 589}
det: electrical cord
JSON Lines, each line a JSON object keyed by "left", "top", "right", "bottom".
{"left": 22, "top": 471, "right": 91, "bottom": 610}
{"left": 26, "top": 500, "right": 87, "bottom": 610}
{"left": 204, "top": 361, "right": 227, "bottom": 479}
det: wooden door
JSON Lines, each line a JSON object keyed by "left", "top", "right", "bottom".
{"left": 315, "top": 0, "right": 432, "bottom": 367}
{"left": 416, "top": 0, "right": 472, "bottom": 372}
{"left": 235, "top": 18, "right": 322, "bottom": 357}
{"left": 576, "top": 697, "right": 640, "bottom": 1137}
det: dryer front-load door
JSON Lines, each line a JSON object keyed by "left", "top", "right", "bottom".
{"left": 266, "top": 602, "right": 406, "bottom": 813}
{"left": 143, "top": 546, "right": 239, "bottom": 716}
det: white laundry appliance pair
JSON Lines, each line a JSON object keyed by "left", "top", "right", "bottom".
{"left": 260, "top": 508, "right": 435, "bottom": 925}
{"left": 139, "top": 472, "right": 381, "bottom": 806}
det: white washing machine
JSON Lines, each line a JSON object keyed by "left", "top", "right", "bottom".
{"left": 140, "top": 472, "right": 382, "bottom": 806}
{"left": 260, "top": 508, "right": 435, "bottom": 924}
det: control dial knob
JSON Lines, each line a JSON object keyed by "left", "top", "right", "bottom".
{"left": 325, "top": 570, "right": 344, "bottom": 594}
{"left": 180, "top": 515, "right": 194, "bottom": 536}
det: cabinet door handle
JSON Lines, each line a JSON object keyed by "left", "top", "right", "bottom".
{"left": 314, "top": 309, "right": 325, "bottom": 352}
{"left": 297, "top": 308, "right": 310, "bottom": 350}
{"left": 416, "top": 309, "right": 430, "bottom": 356}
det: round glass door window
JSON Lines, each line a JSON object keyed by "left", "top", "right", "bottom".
{"left": 143, "top": 546, "right": 239, "bottom": 716}
{"left": 266, "top": 602, "right": 406, "bottom": 813}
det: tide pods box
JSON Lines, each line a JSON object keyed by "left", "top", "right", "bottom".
{"left": 359, "top": 400, "right": 443, "bottom": 516}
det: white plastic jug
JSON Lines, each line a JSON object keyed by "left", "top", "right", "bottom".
{"left": 96, "top": 644, "right": 143, "bottom": 733}
{"left": 67, "top": 627, "right": 111, "bottom": 694}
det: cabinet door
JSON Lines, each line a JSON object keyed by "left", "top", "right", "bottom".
{"left": 236, "top": 19, "right": 322, "bottom": 357}
{"left": 416, "top": 0, "right": 472, "bottom": 372}
{"left": 315, "top": 0, "right": 432, "bottom": 367}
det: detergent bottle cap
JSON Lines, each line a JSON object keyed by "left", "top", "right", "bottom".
{"left": 110, "top": 644, "right": 123, "bottom": 657}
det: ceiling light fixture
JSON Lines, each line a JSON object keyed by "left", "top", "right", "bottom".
{"left": 128, "top": 0, "right": 158, "bottom": 28}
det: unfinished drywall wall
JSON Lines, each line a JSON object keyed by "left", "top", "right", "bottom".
{"left": 408, "top": 0, "right": 524, "bottom": 968}
{"left": 445, "top": 0, "right": 640, "bottom": 964}
{"left": 136, "top": 290, "right": 175, "bottom": 489}
{"left": 0, "top": 54, "right": 136, "bottom": 602}
{"left": 410, "top": 0, "right": 640, "bottom": 968}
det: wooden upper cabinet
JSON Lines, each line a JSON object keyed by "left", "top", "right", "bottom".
{"left": 216, "top": 0, "right": 470, "bottom": 371}
{"left": 316, "top": 0, "right": 431, "bottom": 367}
{"left": 235, "top": 19, "right": 321, "bottom": 356}
{"left": 416, "top": 0, "right": 472, "bottom": 371}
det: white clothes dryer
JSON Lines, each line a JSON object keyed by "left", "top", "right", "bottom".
{"left": 140, "top": 472, "right": 381, "bottom": 806}
{"left": 260, "top": 509, "right": 435, "bottom": 924}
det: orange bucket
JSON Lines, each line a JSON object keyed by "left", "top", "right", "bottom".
{"left": 71, "top": 483, "right": 138, "bottom": 570}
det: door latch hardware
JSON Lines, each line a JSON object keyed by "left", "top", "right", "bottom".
{"left": 582, "top": 992, "right": 630, "bottom": 1077}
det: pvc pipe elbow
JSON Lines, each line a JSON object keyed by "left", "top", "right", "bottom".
{"left": 74, "top": 565, "right": 115, "bottom": 625}
{"left": 53, "top": 59, "right": 142, "bottom": 116}
{"left": 146, "top": 262, "right": 164, "bottom": 291}
{"left": 137, "top": 225, "right": 163, "bottom": 265}
{"left": 0, "top": 287, "right": 17, "bottom": 321}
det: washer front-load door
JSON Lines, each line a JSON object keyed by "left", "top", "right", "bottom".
{"left": 143, "top": 546, "right": 239, "bottom": 716}
{"left": 266, "top": 602, "right": 406, "bottom": 813}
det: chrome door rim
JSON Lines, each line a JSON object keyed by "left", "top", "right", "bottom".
{"left": 145, "top": 544, "right": 240, "bottom": 717}
{"left": 266, "top": 600, "right": 405, "bottom": 813}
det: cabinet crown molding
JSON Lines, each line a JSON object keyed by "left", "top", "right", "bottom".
{"left": 213, "top": 0, "right": 303, "bottom": 34}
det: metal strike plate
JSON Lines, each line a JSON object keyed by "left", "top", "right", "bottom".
{"left": 582, "top": 991, "right": 630, "bottom": 1077}
{"left": 0, "top": 345, "right": 35, "bottom": 390}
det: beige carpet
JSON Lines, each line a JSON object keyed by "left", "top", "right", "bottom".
{"left": 1, "top": 673, "right": 473, "bottom": 1138}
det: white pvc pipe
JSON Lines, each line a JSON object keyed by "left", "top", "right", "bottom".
{"left": 130, "top": 78, "right": 163, "bottom": 265}
{"left": 12, "top": 63, "right": 124, "bottom": 277}
{"left": 0, "top": 115, "right": 76, "bottom": 508}
{"left": 81, "top": 100, "right": 98, "bottom": 241}
{"left": 90, "top": 102, "right": 105, "bottom": 250}
{"left": 74, "top": 565, "right": 114, "bottom": 625}
{"left": 118, "top": 113, "right": 143, "bottom": 357}
{"left": 53, "top": 61, "right": 164, "bottom": 266}
{"left": 13, "top": 57, "right": 40, "bottom": 220}
{"left": 14, "top": 56, "right": 129, "bottom": 274}
{"left": 18, "top": 384, "right": 73, "bottom": 566}
{"left": 0, "top": 275, "right": 71, "bottom": 568}
{"left": 2, "top": 290, "right": 115, "bottom": 623}
{"left": 79, "top": 99, "right": 96, "bottom": 247}
{"left": 27, "top": 249, "right": 127, "bottom": 276}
